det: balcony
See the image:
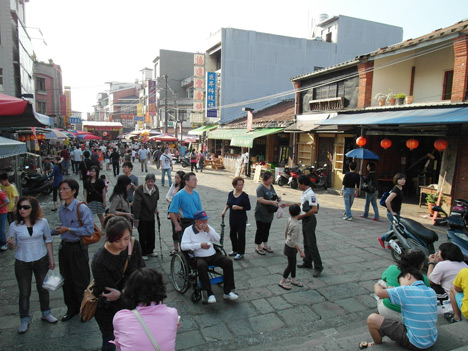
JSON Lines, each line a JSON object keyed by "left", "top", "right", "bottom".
{"left": 309, "top": 97, "right": 344, "bottom": 111}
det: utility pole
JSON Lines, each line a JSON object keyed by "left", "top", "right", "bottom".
{"left": 164, "top": 74, "right": 168, "bottom": 134}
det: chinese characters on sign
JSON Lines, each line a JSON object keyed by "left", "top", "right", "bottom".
{"left": 205, "top": 72, "right": 217, "bottom": 118}
{"left": 148, "top": 80, "right": 156, "bottom": 116}
{"left": 192, "top": 53, "right": 205, "bottom": 119}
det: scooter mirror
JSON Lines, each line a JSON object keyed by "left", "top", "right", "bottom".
{"left": 432, "top": 206, "right": 443, "bottom": 213}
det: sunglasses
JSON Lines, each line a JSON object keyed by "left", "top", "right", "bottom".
{"left": 18, "top": 205, "right": 31, "bottom": 210}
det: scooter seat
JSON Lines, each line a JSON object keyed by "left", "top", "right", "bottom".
{"left": 400, "top": 218, "right": 438, "bottom": 244}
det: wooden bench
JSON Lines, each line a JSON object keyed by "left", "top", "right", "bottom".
{"left": 204, "top": 158, "right": 223, "bottom": 170}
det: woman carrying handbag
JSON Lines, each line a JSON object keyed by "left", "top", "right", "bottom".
{"left": 91, "top": 216, "right": 144, "bottom": 351}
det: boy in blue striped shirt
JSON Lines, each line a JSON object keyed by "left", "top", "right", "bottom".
{"left": 362, "top": 267, "right": 437, "bottom": 350}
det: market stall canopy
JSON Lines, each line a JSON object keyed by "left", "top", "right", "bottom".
{"left": 82, "top": 121, "right": 123, "bottom": 131}
{"left": 230, "top": 128, "right": 284, "bottom": 148}
{"left": 0, "top": 136, "right": 27, "bottom": 159}
{"left": 207, "top": 129, "right": 247, "bottom": 140}
{"left": 44, "top": 129, "right": 69, "bottom": 140}
{"left": 188, "top": 125, "right": 217, "bottom": 135}
{"left": 77, "top": 134, "right": 102, "bottom": 140}
{"left": 34, "top": 113, "right": 54, "bottom": 127}
{"left": 0, "top": 93, "right": 48, "bottom": 128}
{"left": 69, "top": 130, "right": 90, "bottom": 135}
{"left": 150, "top": 134, "right": 178, "bottom": 142}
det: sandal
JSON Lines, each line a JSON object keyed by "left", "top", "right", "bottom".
{"left": 278, "top": 283, "right": 291, "bottom": 290}
{"left": 263, "top": 247, "right": 274, "bottom": 253}
{"left": 255, "top": 248, "right": 266, "bottom": 255}
{"left": 290, "top": 281, "right": 304, "bottom": 287}
{"left": 444, "top": 312, "right": 462, "bottom": 323}
{"left": 359, "top": 341, "right": 375, "bottom": 349}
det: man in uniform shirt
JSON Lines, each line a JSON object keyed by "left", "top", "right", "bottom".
{"left": 52, "top": 179, "right": 94, "bottom": 321}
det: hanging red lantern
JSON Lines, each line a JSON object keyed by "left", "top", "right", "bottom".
{"left": 406, "top": 138, "right": 419, "bottom": 150}
{"left": 18, "top": 135, "right": 25, "bottom": 142}
{"left": 103, "top": 131, "right": 108, "bottom": 137}
{"left": 434, "top": 138, "right": 448, "bottom": 152}
{"left": 356, "top": 136, "right": 367, "bottom": 147}
{"left": 380, "top": 138, "right": 392, "bottom": 150}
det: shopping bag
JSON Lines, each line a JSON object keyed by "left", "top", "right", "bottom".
{"left": 42, "top": 269, "right": 65, "bottom": 291}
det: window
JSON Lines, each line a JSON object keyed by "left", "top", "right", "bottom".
{"left": 313, "top": 81, "right": 345, "bottom": 100}
{"left": 37, "top": 101, "right": 46, "bottom": 114}
{"left": 325, "top": 32, "right": 332, "bottom": 43}
{"left": 0, "top": 68, "right": 3, "bottom": 91}
{"left": 36, "top": 77, "right": 46, "bottom": 92}
{"left": 442, "top": 70, "right": 453, "bottom": 100}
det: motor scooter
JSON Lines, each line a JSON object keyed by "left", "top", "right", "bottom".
{"left": 432, "top": 205, "right": 468, "bottom": 262}
{"left": 288, "top": 167, "right": 302, "bottom": 189}
{"left": 305, "top": 164, "right": 328, "bottom": 190}
{"left": 181, "top": 156, "right": 190, "bottom": 168}
{"left": 276, "top": 167, "right": 291, "bottom": 186}
{"left": 434, "top": 198, "right": 468, "bottom": 227}
{"left": 385, "top": 215, "right": 438, "bottom": 263}
{"left": 20, "top": 167, "right": 53, "bottom": 196}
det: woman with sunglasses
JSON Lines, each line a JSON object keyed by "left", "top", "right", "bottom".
{"left": 92, "top": 216, "right": 144, "bottom": 351}
{"left": 7, "top": 196, "right": 57, "bottom": 334}
{"left": 84, "top": 165, "right": 106, "bottom": 229}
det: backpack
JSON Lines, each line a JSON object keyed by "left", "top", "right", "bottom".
{"left": 379, "top": 191, "right": 391, "bottom": 207}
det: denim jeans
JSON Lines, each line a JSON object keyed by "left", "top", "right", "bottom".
{"left": 362, "top": 191, "right": 379, "bottom": 219}
{"left": 0, "top": 213, "right": 7, "bottom": 246}
{"left": 343, "top": 188, "right": 355, "bottom": 218}
{"left": 382, "top": 210, "right": 399, "bottom": 241}
{"left": 161, "top": 168, "right": 172, "bottom": 187}
{"left": 14, "top": 255, "right": 50, "bottom": 318}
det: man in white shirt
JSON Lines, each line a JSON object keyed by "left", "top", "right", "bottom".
{"left": 72, "top": 146, "right": 82, "bottom": 175}
{"left": 138, "top": 146, "right": 148, "bottom": 172}
{"left": 160, "top": 147, "right": 173, "bottom": 187}
{"left": 181, "top": 210, "right": 238, "bottom": 304}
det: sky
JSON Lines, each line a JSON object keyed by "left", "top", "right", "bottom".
{"left": 25, "top": 0, "right": 466, "bottom": 116}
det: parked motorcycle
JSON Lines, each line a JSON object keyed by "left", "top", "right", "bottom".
{"left": 20, "top": 168, "right": 53, "bottom": 195}
{"left": 434, "top": 198, "right": 468, "bottom": 226}
{"left": 432, "top": 205, "right": 468, "bottom": 262}
{"left": 181, "top": 156, "right": 190, "bottom": 168}
{"left": 276, "top": 167, "right": 292, "bottom": 186}
{"left": 305, "top": 164, "right": 328, "bottom": 190}
{"left": 386, "top": 215, "right": 438, "bottom": 263}
{"left": 288, "top": 167, "right": 303, "bottom": 189}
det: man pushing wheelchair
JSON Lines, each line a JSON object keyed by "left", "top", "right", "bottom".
{"left": 181, "top": 210, "right": 238, "bottom": 304}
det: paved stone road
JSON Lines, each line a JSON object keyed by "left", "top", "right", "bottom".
{"left": 1, "top": 162, "right": 467, "bottom": 350}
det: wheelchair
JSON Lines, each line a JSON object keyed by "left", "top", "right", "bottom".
{"left": 170, "top": 220, "right": 227, "bottom": 303}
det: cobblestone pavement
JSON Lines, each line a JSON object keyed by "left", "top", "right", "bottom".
{"left": 1, "top": 162, "right": 467, "bottom": 350}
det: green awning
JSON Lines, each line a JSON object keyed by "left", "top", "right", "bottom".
{"left": 230, "top": 128, "right": 284, "bottom": 148}
{"left": 207, "top": 129, "right": 246, "bottom": 140}
{"left": 188, "top": 124, "right": 217, "bottom": 136}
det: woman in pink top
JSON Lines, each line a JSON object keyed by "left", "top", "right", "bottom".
{"left": 113, "top": 268, "right": 179, "bottom": 351}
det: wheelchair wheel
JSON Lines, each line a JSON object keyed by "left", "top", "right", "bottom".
{"left": 170, "top": 252, "right": 189, "bottom": 293}
{"left": 191, "top": 289, "right": 202, "bottom": 303}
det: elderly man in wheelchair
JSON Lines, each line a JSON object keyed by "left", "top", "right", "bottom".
{"left": 179, "top": 210, "right": 238, "bottom": 304}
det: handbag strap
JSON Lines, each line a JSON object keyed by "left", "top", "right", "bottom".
{"left": 132, "top": 309, "right": 161, "bottom": 351}
{"left": 116, "top": 238, "right": 133, "bottom": 286}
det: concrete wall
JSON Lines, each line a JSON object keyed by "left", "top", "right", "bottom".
{"left": 0, "top": 0, "right": 15, "bottom": 95}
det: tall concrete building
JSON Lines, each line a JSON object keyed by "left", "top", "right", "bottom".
{"left": 0, "top": 0, "right": 35, "bottom": 98}
{"left": 203, "top": 15, "right": 403, "bottom": 123}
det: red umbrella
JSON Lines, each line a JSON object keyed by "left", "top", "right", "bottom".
{"left": 150, "top": 134, "right": 178, "bottom": 142}
{"left": 77, "top": 134, "right": 102, "bottom": 140}
{"left": 70, "top": 130, "right": 91, "bottom": 135}
{"left": 0, "top": 93, "right": 47, "bottom": 128}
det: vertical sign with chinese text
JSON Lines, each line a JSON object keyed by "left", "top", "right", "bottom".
{"left": 205, "top": 72, "right": 217, "bottom": 118}
{"left": 192, "top": 54, "right": 205, "bottom": 123}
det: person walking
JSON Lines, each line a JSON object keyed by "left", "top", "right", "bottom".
{"left": 110, "top": 148, "right": 121, "bottom": 177}
{"left": 92, "top": 216, "right": 144, "bottom": 351}
{"left": 105, "top": 147, "right": 111, "bottom": 171}
{"left": 50, "top": 156, "right": 64, "bottom": 211}
{"left": 73, "top": 145, "right": 82, "bottom": 175}
{"left": 7, "top": 196, "right": 58, "bottom": 333}
{"left": 108, "top": 176, "right": 133, "bottom": 222}
{"left": 198, "top": 150, "right": 205, "bottom": 172}
{"left": 378, "top": 173, "right": 406, "bottom": 247}
{"left": 79, "top": 151, "right": 98, "bottom": 186}
{"left": 60, "top": 146, "right": 70, "bottom": 175}
{"left": 52, "top": 179, "right": 95, "bottom": 322}
{"left": 166, "top": 171, "right": 185, "bottom": 255}
{"left": 138, "top": 145, "right": 148, "bottom": 173}
{"left": 360, "top": 162, "right": 379, "bottom": 221}
{"left": 254, "top": 171, "right": 280, "bottom": 255}
{"left": 340, "top": 161, "right": 360, "bottom": 221}
{"left": 0, "top": 172, "right": 19, "bottom": 224}
{"left": 160, "top": 147, "right": 173, "bottom": 187}
{"left": 84, "top": 166, "right": 106, "bottom": 229}
{"left": 221, "top": 177, "right": 251, "bottom": 260}
{"left": 282, "top": 175, "right": 323, "bottom": 277}
{"left": 122, "top": 162, "right": 138, "bottom": 205}
{"left": 0, "top": 188, "right": 9, "bottom": 251}
{"left": 153, "top": 147, "right": 163, "bottom": 169}
{"left": 133, "top": 173, "right": 160, "bottom": 261}
{"left": 190, "top": 149, "right": 198, "bottom": 172}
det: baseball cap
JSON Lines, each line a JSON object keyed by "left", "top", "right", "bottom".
{"left": 193, "top": 210, "right": 209, "bottom": 220}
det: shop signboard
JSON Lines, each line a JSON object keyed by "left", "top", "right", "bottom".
{"left": 206, "top": 71, "right": 217, "bottom": 118}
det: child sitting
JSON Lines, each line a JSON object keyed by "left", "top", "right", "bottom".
{"left": 446, "top": 267, "right": 468, "bottom": 323}
{"left": 362, "top": 267, "right": 437, "bottom": 350}
{"left": 278, "top": 204, "right": 304, "bottom": 290}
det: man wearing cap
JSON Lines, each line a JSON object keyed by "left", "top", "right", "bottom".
{"left": 133, "top": 173, "right": 160, "bottom": 260}
{"left": 181, "top": 210, "right": 238, "bottom": 304}
{"left": 169, "top": 172, "right": 202, "bottom": 241}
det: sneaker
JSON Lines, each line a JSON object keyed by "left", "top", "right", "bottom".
{"left": 377, "top": 236, "right": 385, "bottom": 249}
{"left": 207, "top": 295, "right": 217, "bottom": 304}
{"left": 223, "top": 291, "right": 239, "bottom": 301}
{"left": 234, "top": 254, "right": 244, "bottom": 260}
{"left": 0, "top": 245, "right": 8, "bottom": 251}
{"left": 228, "top": 251, "right": 237, "bottom": 257}
{"left": 149, "top": 252, "right": 159, "bottom": 257}
{"left": 313, "top": 268, "right": 323, "bottom": 277}
{"left": 18, "top": 318, "right": 30, "bottom": 334}
{"left": 142, "top": 256, "right": 149, "bottom": 261}
{"left": 342, "top": 216, "right": 348, "bottom": 220}
{"left": 360, "top": 215, "right": 368, "bottom": 219}
{"left": 345, "top": 217, "right": 353, "bottom": 221}
{"left": 41, "top": 313, "right": 58, "bottom": 324}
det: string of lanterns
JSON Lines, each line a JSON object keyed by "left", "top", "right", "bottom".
{"left": 356, "top": 136, "right": 448, "bottom": 151}
{"left": 17, "top": 134, "right": 46, "bottom": 142}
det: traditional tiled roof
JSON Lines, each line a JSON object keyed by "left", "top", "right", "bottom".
{"left": 223, "top": 100, "right": 295, "bottom": 129}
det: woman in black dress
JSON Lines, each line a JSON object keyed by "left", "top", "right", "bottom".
{"left": 221, "top": 177, "right": 251, "bottom": 260}
{"left": 91, "top": 216, "right": 144, "bottom": 351}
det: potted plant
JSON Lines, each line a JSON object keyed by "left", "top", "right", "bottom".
{"left": 405, "top": 95, "right": 414, "bottom": 104}
{"left": 396, "top": 93, "right": 406, "bottom": 105}
{"left": 387, "top": 91, "right": 396, "bottom": 105}
{"left": 374, "top": 93, "right": 387, "bottom": 106}
{"left": 425, "top": 193, "right": 444, "bottom": 215}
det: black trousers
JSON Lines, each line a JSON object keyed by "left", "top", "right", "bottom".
{"left": 191, "top": 162, "right": 198, "bottom": 172}
{"left": 255, "top": 220, "right": 272, "bottom": 245}
{"left": 302, "top": 215, "right": 322, "bottom": 269}
{"left": 178, "top": 219, "right": 194, "bottom": 242}
{"left": 283, "top": 244, "right": 297, "bottom": 279}
{"left": 196, "top": 252, "right": 235, "bottom": 295}
{"left": 112, "top": 161, "right": 120, "bottom": 176}
{"left": 138, "top": 219, "right": 155, "bottom": 256}
{"left": 58, "top": 241, "right": 90, "bottom": 312}
{"left": 230, "top": 224, "right": 246, "bottom": 254}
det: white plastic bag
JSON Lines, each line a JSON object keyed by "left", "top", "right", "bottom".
{"left": 276, "top": 205, "right": 284, "bottom": 219}
{"left": 42, "top": 269, "right": 65, "bottom": 291}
